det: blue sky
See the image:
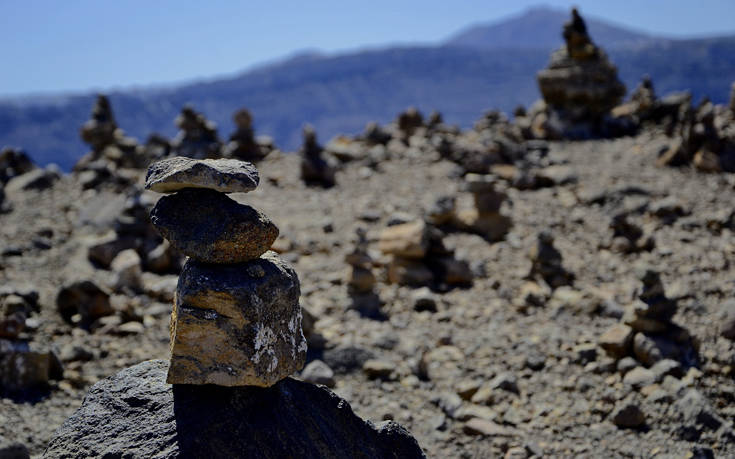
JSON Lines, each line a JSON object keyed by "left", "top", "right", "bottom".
{"left": 1, "top": 0, "right": 734, "bottom": 96}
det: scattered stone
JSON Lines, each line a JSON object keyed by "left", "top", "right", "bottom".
{"left": 412, "top": 287, "right": 439, "bottom": 312}
{"left": 4, "top": 167, "right": 59, "bottom": 193}
{"left": 599, "top": 323, "right": 633, "bottom": 359}
{"left": 363, "top": 359, "right": 396, "bottom": 380}
{"left": 56, "top": 280, "right": 113, "bottom": 325}
{"left": 623, "top": 366, "right": 656, "bottom": 389}
{"left": 0, "top": 339, "right": 62, "bottom": 393}
{"left": 611, "top": 402, "right": 645, "bottom": 428}
{"left": 463, "top": 418, "right": 516, "bottom": 437}
{"left": 300, "top": 359, "right": 336, "bottom": 388}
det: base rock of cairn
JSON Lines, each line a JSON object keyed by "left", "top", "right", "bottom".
{"left": 44, "top": 360, "right": 425, "bottom": 459}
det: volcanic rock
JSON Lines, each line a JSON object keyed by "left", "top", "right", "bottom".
{"left": 150, "top": 189, "right": 278, "bottom": 264}
{"left": 171, "top": 106, "right": 222, "bottom": 159}
{"left": 145, "top": 157, "right": 259, "bottom": 194}
{"left": 167, "top": 252, "right": 306, "bottom": 386}
{"left": 44, "top": 359, "right": 425, "bottom": 458}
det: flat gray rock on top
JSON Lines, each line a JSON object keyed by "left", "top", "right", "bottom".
{"left": 145, "top": 157, "right": 259, "bottom": 194}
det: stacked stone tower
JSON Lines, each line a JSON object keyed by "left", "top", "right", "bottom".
{"left": 145, "top": 156, "right": 306, "bottom": 386}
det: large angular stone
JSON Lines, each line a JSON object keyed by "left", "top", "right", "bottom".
{"left": 168, "top": 252, "right": 306, "bottom": 386}
{"left": 44, "top": 360, "right": 425, "bottom": 458}
{"left": 378, "top": 221, "right": 428, "bottom": 259}
{"left": 150, "top": 189, "right": 278, "bottom": 264}
{"left": 0, "top": 340, "right": 62, "bottom": 393}
{"left": 145, "top": 157, "right": 259, "bottom": 194}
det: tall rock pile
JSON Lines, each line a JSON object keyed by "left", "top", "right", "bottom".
{"left": 300, "top": 125, "right": 336, "bottom": 187}
{"left": 344, "top": 228, "right": 381, "bottom": 317}
{"left": 75, "top": 95, "right": 145, "bottom": 174}
{"left": 222, "top": 108, "right": 273, "bottom": 162}
{"left": 45, "top": 156, "right": 424, "bottom": 457}
{"left": 531, "top": 8, "right": 626, "bottom": 139}
{"left": 171, "top": 106, "right": 222, "bottom": 159}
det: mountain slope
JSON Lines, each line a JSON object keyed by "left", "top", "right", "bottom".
{"left": 445, "top": 6, "right": 663, "bottom": 50}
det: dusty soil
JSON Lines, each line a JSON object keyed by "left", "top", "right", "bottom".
{"left": 2, "top": 130, "right": 735, "bottom": 458}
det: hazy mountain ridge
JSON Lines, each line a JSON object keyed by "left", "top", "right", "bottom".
{"left": 1, "top": 7, "right": 734, "bottom": 170}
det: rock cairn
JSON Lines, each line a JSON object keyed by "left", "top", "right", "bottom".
{"left": 76, "top": 95, "right": 143, "bottom": 172}
{"left": 0, "top": 148, "right": 35, "bottom": 185}
{"left": 532, "top": 8, "right": 626, "bottom": 138}
{"left": 222, "top": 108, "right": 272, "bottom": 162}
{"left": 600, "top": 267, "right": 698, "bottom": 369}
{"left": 379, "top": 219, "right": 472, "bottom": 289}
{"left": 344, "top": 228, "right": 380, "bottom": 317}
{"left": 607, "top": 211, "right": 654, "bottom": 254}
{"left": 171, "top": 106, "right": 222, "bottom": 160}
{"left": 0, "top": 285, "right": 62, "bottom": 394}
{"left": 452, "top": 173, "right": 512, "bottom": 241}
{"left": 300, "top": 125, "right": 336, "bottom": 187}
{"left": 658, "top": 93, "right": 735, "bottom": 172}
{"left": 396, "top": 107, "right": 425, "bottom": 141}
{"left": 527, "top": 231, "right": 574, "bottom": 289}
{"left": 146, "top": 156, "right": 306, "bottom": 386}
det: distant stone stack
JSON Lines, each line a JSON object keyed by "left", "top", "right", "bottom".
{"left": 75, "top": 95, "right": 144, "bottom": 172}
{"left": 222, "top": 108, "right": 271, "bottom": 162}
{"left": 300, "top": 125, "right": 336, "bottom": 187}
{"left": 344, "top": 228, "right": 381, "bottom": 317}
{"left": 145, "top": 157, "right": 306, "bottom": 386}
{"left": 452, "top": 173, "right": 512, "bottom": 241}
{"left": 533, "top": 8, "right": 625, "bottom": 138}
{"left": 379, "top": 219, "right": 473, "bottom": 289}
{"left": 527, "top": 231, "right": 574, "bottom": 289}
{"left": 599, "top": 267, "right": 698, "bottom": 369}
{"left": 658, "top": 94, "right": 735, "bottom": 172}
{"left": 171, "top": 106, "right": 222, "bottom": 160}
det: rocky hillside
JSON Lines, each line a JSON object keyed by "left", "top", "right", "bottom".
{"left": 2, "top": 121, "right": 735, "bottom": 457}
{"left": 2, "top": 7, "right": 735, "bottom": 170}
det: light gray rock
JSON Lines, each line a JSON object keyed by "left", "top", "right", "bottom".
{"left": 145, "top": 157, "right": 259, "bottom": 194}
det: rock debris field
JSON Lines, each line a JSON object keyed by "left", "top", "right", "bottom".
{"left": 2, "top": 130, "right": 735, "bottom": 457}
{"left": 2, "top": 8, "right": 735, "bottom": 458}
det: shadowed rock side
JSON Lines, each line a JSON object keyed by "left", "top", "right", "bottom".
{"left": 43, "top": 360, "right": 425, "bottom": 459}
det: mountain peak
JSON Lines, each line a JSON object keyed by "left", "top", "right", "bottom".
{"left": 445, "top": 5, "right": 659, "bottom": 51}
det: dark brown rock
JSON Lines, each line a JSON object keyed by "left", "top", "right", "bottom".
{"left": 150, "top": 189, "right": 278, "bottom": 264}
